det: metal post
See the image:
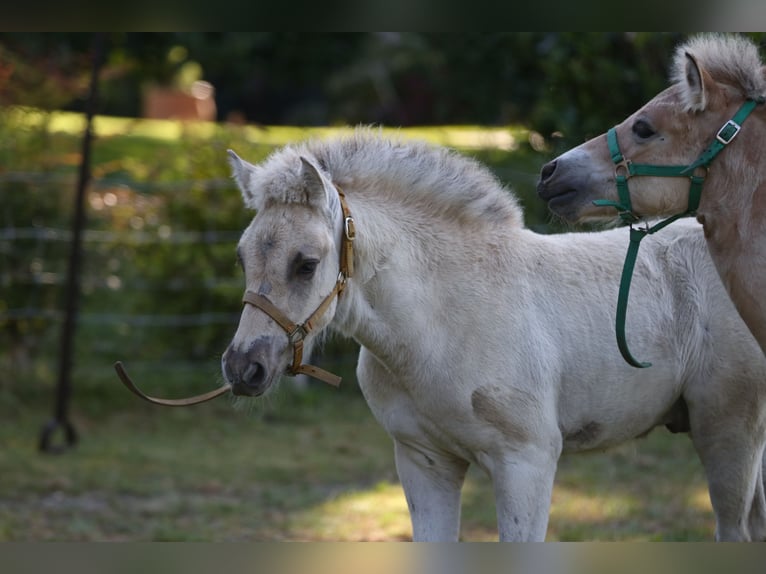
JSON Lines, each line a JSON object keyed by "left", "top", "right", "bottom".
{"left": 39, "top": 33, "right": 105, "bottom": 453}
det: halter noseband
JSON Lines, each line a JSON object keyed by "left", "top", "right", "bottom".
{"left": 241, "top": 187, "right": 355, "bottom": 387}
{"left": 595, "top": 98, "right": 762, "bottom": 368}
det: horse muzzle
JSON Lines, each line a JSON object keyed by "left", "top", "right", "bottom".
{"left": 538, "top": 159, "right": 583, "bottom": 213}
{"left": 221, "top": 336, "right": 283, "bottom": 397}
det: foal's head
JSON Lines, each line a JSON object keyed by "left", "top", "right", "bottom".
{"left": 538, "top": 34, "right": 766, "bottom": 223}
{"left": 221, "top": 150, "right": 345, "bottom": 396}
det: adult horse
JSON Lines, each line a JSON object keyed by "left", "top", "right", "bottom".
{"left": 537, "top": 34, "right": 766, "bottom": 356}
{"left": 222, "top": 129, "right": 766, "bottom": 541}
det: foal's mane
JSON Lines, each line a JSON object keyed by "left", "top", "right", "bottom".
{"left": 671, "top": 33, "right": 766, "bottom": 104}
{"left": 251, "top": 128, "right": 523, "bottom": 229}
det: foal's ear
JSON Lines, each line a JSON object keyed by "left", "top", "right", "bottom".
{"left": 683, "top": 52, "right": 719, "bottom": 112}
{"left": 227, "top": 149, "right": 259, "bottom": 206}
{"left": 299, "top": 156, "right": 333, "bottom": 210}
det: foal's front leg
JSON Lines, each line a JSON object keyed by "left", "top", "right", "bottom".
{"left": 486, "top": 446, "right": 559, "bottom": 541}
{"left": 394, "top": 439, "right": 469, "bottom": 541}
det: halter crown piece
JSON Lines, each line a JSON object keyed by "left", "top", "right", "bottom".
{"left": 114, "top": 186, "right": 355, "bottom": 405}
{"left": 594, "top": 98, "right": 762, "bottom": 368}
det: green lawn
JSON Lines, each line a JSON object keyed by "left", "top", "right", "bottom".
{"left": 1, "top": 374, "right": 714, "bottom": 541}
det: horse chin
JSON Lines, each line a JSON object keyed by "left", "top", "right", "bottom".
{"left": 230, "top": 380, "right": 274, "bottom": 398}
{"left": 229, "top": 370, "right": 281, "bottom": 398}
{"left": 545, "top": 192, "right": 594, "bottom": 224}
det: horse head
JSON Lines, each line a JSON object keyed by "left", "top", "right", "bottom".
{"left": 537, "top": 34, "right": 766, "bottom": 224}
{"left": 222, "top": 150, "right": 349, "bottom": 396}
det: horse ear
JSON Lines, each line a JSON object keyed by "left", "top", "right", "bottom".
{"left": 683, "top": 52, "right": 720, "bottom": 112}
{"left": 227, "top": 149, "right": 259, "bottom": 206}
{"left": 684, "top": 52, "right": 707, "bottom": 110}
{"left": 299, "top": 156, "right": 332, "bottom": 209}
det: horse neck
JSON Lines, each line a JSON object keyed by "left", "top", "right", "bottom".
{"left": 700, "top": 112, "right": 766, "bottom": 232}
{"left": 331, "top": 190, "right": 506, "bottom": 371}
{"left": 695, "top": 112, "right": 766, "bottom": 321}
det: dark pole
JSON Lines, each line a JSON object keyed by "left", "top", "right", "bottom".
{"left": 39, "top": 33, "right": 105, "bottom": 453}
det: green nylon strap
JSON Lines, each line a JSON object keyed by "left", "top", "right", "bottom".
{"left": 614, "top": 228, "right": 652, "bottom": 368}
{"left": 597, "top": 98, "right": 761, "bottom": 368}
{"left": 614, "top": 213, "right": 688, "bottom": 368}
{"left": 684, "top": 98, "right": 760, "bottom": 173}
{"left": 607, "top": 127, "right": 624, "bottom": 164}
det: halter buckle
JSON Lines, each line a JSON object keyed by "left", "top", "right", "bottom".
{"left": 716, "top": 119, "right": 741, "bottom": 145}
{"left": 287, "top": 324, "right": 307, "bottom": 345}
{"left": 344, "top": 216, "right": 356, "bottom": 241}
{"left": 614, "top": 158, "right": 633, "bottom": 178}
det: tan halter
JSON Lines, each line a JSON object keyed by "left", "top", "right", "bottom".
{"left": 242, "top": 188, "right": 355, "bottom": 386}
{"left": 114, "top": 187, "right": 355, "bottom": 405}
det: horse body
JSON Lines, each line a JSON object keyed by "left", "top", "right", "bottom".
{"left": 537, "top": 33, "right": 766, "bottom": 355}
{"left": 223, "top": 130, "right": 766, "bottom": 540}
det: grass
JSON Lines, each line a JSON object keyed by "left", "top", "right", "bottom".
{"left": 1, "top": 373, "right": 715, "bottom": 542}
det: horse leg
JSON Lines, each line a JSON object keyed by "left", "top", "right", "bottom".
{"left": 689, "top": 409, "right": 766, "bottom": 541}
{"left": 394, "top": 439, "right": 469, "bottom": 541}
{"left": 484, "top": 446, "right": 559, "bottom": 541}
{"left": 751, "top": 446, "right": 766, "bottom": 541}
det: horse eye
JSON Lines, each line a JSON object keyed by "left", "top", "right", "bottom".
{"left": 632, "top": 119, "right": 656, "bottom": 139}
{"left": 296, "top": 259, "right": 318, "bottom": 278}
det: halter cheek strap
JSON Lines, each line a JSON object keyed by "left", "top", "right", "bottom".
{"left": 594, "top": 98, "right": 762, "bottom": 368}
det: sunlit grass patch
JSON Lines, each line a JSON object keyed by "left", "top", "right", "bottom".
{"left": 289, "top": 481, "right": 411, "bottom": 541}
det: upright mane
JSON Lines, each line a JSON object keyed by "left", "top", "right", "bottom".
{"left": 244, "top": 128, "right": 523, "bottom": 229}
{"left": 671, "top": 33, "right": 766, "bottom": 104}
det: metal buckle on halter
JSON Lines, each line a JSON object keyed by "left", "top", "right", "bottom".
{"left": 716, "top": 119, "right": 741, "bottom": 145}
{"left": 614, "top": 158, "right": 633, "bottom": 178}
{"left": 344, "top": 216, "right": 356, "bottom": 241}
{"left": 287, "top": 324, "right": 306, "bottom": 345}
{"left": 629, "top": 220, "right": 651, "bottom": 234}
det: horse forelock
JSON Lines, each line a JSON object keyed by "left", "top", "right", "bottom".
{"left": 248, "top": 128, "right": 523, "bottom": 230}
{"left": 671, "top": 33, "right": 766, "bottom": 107}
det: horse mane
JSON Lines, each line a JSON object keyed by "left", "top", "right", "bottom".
{"left": 248, "top": 128, "right": 523, "bottom": 229}
{"left": 671, "top": 33, "right": 766, "bottom": 105}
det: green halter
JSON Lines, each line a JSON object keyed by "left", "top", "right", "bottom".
{"left": 594, "top": 98, "right": 761, "bottom": 368}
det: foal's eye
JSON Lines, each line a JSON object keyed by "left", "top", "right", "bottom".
{"left": 632, "top": 119, "right": 656, "bottom": 139}
{"left": 296, "top": 259, "right": 319, "bottom": 278}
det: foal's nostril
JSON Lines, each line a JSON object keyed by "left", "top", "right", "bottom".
{"left": 243, "top": 362, "right": 266, "bottom": 387}
{"left": 540, "top": 160, "right": 557, "bottom": 182}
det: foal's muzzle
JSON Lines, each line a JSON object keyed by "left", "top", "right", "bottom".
{"left": 221, "top": 336, "right": 281, "bottom": 397}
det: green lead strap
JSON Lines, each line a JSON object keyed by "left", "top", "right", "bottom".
{"left": 613, "top": 214, "right": 686, "bottom": 368}
{"left": 614, "top": 228, "right": 651, "bottom": 368}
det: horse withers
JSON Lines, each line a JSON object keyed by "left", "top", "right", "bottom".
{"left": 223, "top": 129, "right": 766, "bottom": 541}
{"left": 537, "top": 33, "right": 766, "bottom": 356}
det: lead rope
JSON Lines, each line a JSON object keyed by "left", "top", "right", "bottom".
{"left": 594, "top": 98, "right": 760, "bottom": 368}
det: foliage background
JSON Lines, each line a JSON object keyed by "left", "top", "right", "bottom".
{"left": 7, "top": 33, "right": 765, "bottom": 146}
